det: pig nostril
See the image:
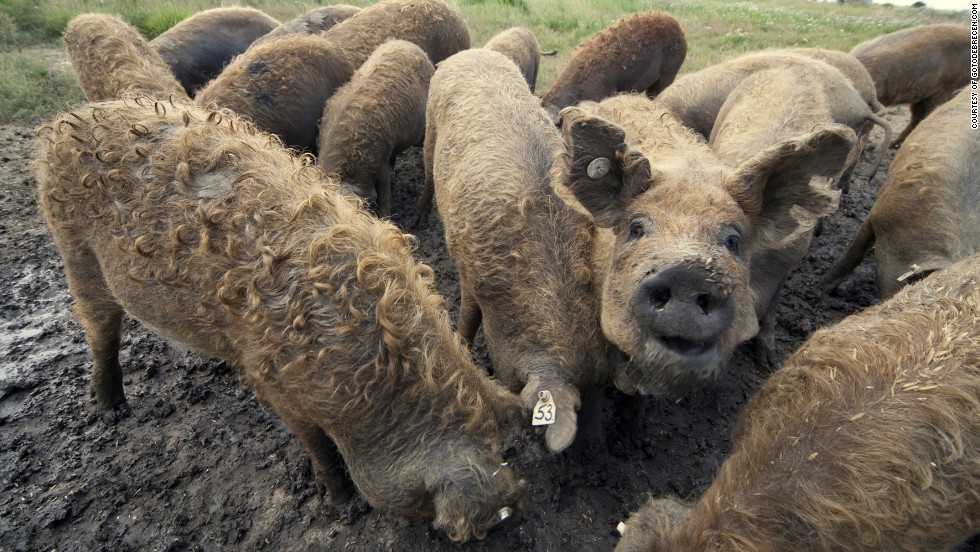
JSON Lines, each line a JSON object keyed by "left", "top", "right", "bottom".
{"left": 696, "top": 293, "right": 714, "bottom": 315}
{"left": 649, "top": 286, "right": 671, "bottom": 309}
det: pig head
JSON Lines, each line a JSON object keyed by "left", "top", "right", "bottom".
{"left": 555, "top": 96, "right": 854, "bottom": 395}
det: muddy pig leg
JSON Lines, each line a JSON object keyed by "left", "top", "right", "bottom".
{"left": 894, "top": 96, "right": 938, "bottom": 146}
{"left": 753, "top": 285, "right": 783, "bottom": 370}
{"left": 53, "top": 233, "right": 127, "bottom": 412}
{"left": 411, "top": 121, "right": 437, "bottom": 227}
{"left": 376, "top": 160, "right": 393, "bottom": 219}
{"left": 457, "top": 288, "right": 482, "bottom": 345}
{"left": 267, "top": 401, "right": 357, "bottom": 503}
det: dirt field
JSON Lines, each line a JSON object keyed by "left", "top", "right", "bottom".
{"left": 2, "top": 92, "right": 954, "bottom": 550}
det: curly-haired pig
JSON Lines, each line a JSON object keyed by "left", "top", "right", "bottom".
{"left": 32, "top": 97, "right": 524, "bottom": 542}
{"left": 149, "top": 7, "right": 279, "bottom": 95}
{"left": 541, "top": 10, "right": 687, "bottom": 119}
{"left": 615, "top": 252, "right": 980, "bottom": 552}
{"left": 483, "top": 27, "right": 543, "bottom": 92}
{"left": 317, "top": 40, "right": 434, "bottom": 217}
{"left": 656, "top": 52, "right": 891, "bottom": 189}
{"left": 708, "top": 66, "right": 854, "bottom": 365}
{"left": 555, "top": 94, "right": 855, "bottom": 396}
{"left": 250, "top": 4, "right": 361, "bottom": 48}
{"left": 63, "top": 13, "right": 189, "bottom": 102}
{"left": 195, "top": 34, "right": 353, "bottom": 152}
{"left": 822, "top": 86, "right": 980, "bottom": 300}
{"left": 416, "top": 48, "right": 609, "bottom": 453}
{"left": 851, "top": 23, "right": 971, "bottom": 145}
{"left": 320, "top": 0, "right": 470, "bottom": 69}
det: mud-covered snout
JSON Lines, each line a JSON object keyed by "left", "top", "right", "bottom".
{"left": 484, "top": 470, "right": 527, "bottom": 532}
{"left": 633, "top": 264, "right": 735, "bottom": 357}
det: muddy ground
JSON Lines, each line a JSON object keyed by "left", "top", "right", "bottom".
{"left": 0, "top": 93, "right": 943, "bottom": 550}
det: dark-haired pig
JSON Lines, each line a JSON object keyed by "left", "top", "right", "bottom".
{"left": 149, "top": 7, "right": 279, "bottom": 95}
{"left": 822, "top": 86, "right": 980, "bottom": 299}
{"left": 250, "top": 4, "right": 361, "bottom": 48}
{"left": 317, "top": 40, "right": 434, "bottom": 217}
{"left": 541, "top": 10, "right": 687, "bottom": 119}
{"left": 195, "top": 34, "right": 353, "bottom": 152}
{"left": 32, "top": 96, "right": 524, "bottom": 542}
{"left": 616, "top": 253, "right": 980, "bottom": 552}
{"left": 850, "top": 23, "right": 971, "bottom": 145}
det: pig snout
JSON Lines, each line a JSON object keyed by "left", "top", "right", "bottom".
{"left": 633, "top": 265, "right": 734, "bottom": 356}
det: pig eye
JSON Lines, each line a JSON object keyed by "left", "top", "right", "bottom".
{"left": 628, "top": 220, "right": 645, "bottom": 240}
{"left": 724, "top": 233, "right": 742, "bottom": 256}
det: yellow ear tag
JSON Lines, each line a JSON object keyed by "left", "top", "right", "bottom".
{"left": 532, "top": 390, "right": 556, "bottom": 426}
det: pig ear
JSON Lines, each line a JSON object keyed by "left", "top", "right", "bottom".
{"left": 559, "top": 107, "right": 653, "bottom": 228}
{"left": 731, "top": 124, "right": 855, "bottom": 249}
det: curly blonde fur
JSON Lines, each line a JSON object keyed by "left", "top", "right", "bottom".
{"left": 32, "top": 96, "right": 522, "bottom": 541}
{"left": 63, "top": 13, "right": 189, "bottom": 102}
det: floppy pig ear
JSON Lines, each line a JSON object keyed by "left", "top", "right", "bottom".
{"left": 559, "top": 107, "right": 652, "bottom": 227}
{"left": 732, "top": 123, "right": 855, "bottom": 249}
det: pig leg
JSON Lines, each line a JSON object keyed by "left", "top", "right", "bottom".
{"left": 896, "top": 91, "right": 955, "bottom": 146}
{"left": 54, "top": 235, "right": 127, "bottom": 413}
{"left": 753, "top": 287, "right": 783, "bottom": 370}
{"left": 274, "top": 407, "right": 357, "bottom": 503}
{"left": 376, "top": 160, "right": 393, "bottom": 219}
{"left": 411, "top": 121, "right": 437, "bottom": 227}
{"left": 457, "top": 289, "right": 482, "bottom": 345}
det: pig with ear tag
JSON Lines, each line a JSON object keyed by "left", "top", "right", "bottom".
{"left": 554, "top": 94, "right": 854, "bottom": 394}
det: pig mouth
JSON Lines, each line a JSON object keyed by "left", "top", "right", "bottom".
{"left": 656, "top": 334, "right": 718, "bottom": 360}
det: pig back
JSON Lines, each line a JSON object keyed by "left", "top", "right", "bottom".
{"left": 850, "top": 24, "right": 971, "bottom": 105}
{"left": 870, "top": 86, "right": 980, "bottom": 295}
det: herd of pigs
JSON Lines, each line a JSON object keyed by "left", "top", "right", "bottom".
{"left": 27, "top": 0, "right": 979, "bottom": 548}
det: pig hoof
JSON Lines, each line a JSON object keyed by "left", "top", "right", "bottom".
{"left": 337, "top": 496, "right": 370, "bottom": 524}
{"left": 96, "top": 402, "right": 130, "bottom": 425}
{"left": 753, "top": 342, "right": 780, "bottom": 371}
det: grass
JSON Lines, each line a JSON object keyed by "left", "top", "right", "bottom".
{"left": 0, "top": 0, "right": 968, "bottom": 123}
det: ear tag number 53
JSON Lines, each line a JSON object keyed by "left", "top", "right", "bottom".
{"left": 532, "top": 390, "right": 556, "bottom": 426}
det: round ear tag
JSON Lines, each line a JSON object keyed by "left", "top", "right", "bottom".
{"left": 587, "top": 157, "right": 610, "bottom": 179}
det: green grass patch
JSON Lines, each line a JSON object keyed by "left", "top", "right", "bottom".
{"left": 130, "top": 7, "right": 193, "bottom": 39}
{"left": 0, "top": 49, "right": 84, "bottom": 122}
{"left": 0, "top": 0, "right": 969, "bottom": 123}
